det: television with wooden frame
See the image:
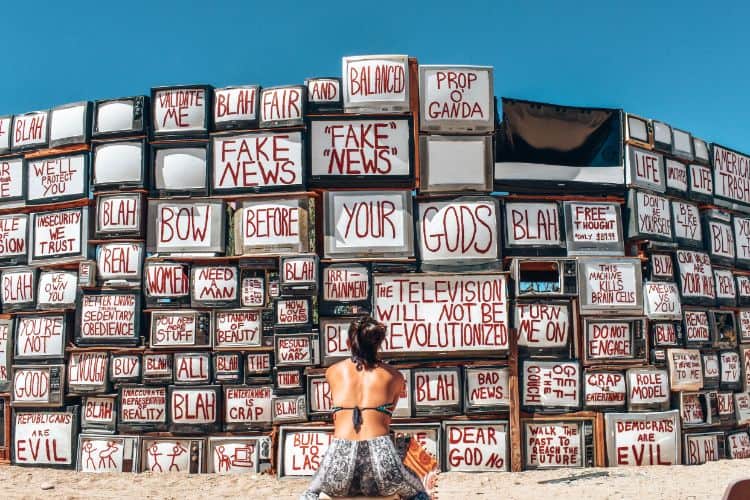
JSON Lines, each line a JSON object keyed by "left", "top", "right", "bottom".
{"left": 416, "top": 196, "right": 501, "bottom": 272}
{"left": 318, "top": 262, "right": 371, "bottom": 317}
{"left": 26, "top": 152, "right": 89, "bottom": 205}
{"left": 13, "top": 314, "right": 67, "bottom": 362}
{"left": 442, "top": 420, "right": 509, "bottom": 472}
{"left": 581, "top": 317, "right": 647, "bottom": 366}
{"left": 418, "top": 65, "right": 494, "bottom": 134}
{"left": 503, "top": 201, "right": 565, "bottom": 255}
{"left": 28, "top": 207, "right": 90, "bottom": 265}
{"left": 521, "top": 417, "right": 593, "bottom": 469}
{"left": 521, "top": 359, "right": 581, "bottom": 414}
{"left": 212, "top": 85, "right": 260, "bottom": 131}
{"left": 411, "top": 366, "right": 462, "bottom": 417}
{"left": 342, "top": 55, "right": 410, "bottom": 114}
{"left": 75, "top": 290, "right": 142, "bottom": 347}
{"left": 683, "top": 431, "right": 725, "bottom": 465}
{"left": 117, "top": 384, "right": 168, "bottom": 432}
{"left": 48, "top": 101, "right": 92, "bottom": 148}
{"left": 10, "top": 364, "right": 65, "bottom": 407}
{"left": 139, "top": 437, "right": 205, "bottom": 473}
{"left": 0, "top": 318, "right": 12, "bottom": 392}
{"left": 683, "top": 309, "right": 712, "bottom": 348}
{"left": 152, "top": 142, "right": 210, "bottom": 197}
{"left": 92, "top": 139, "right": 148, "bottom": 190}
{"left": 577, "top": 257, "right": 643, "bottom": 315}
{"left": 151, "top": 84, "right": 212, "bottom": 140}
{"left": 223, "top": 384, "right": 273, "bottom": 431}
{"left": 625, "top": 367, "right": 670, "bottom": 412}
{"left": 624, "top": 113, "right": 652, "bottom": 148}
{"left": 109, "top": 354, "right": 141, "bottom": 385}
{"left": 143, "top": 261, "right": 190, "bottom": 308}
{"left": 11, "top": 110, "right": 48, "bottom": 152}
{"left": 212, "top": 352, "right": 243, "bottom": 384}
{"left": 604, "top": 410, "right": 681, "bottom": 466}
{"left": 514, "top": 299, "right": 572, "bottom": 357}
{"left": 272, "top": 393, "right": 308, "bottom": 424}
{"left": 258, "top": 85, "right": 306, "bottom": 128}
{"left": 0, "top": 155, "right": 26, "bottom": 207}
{"left": 172, "top": 351, "right": 212, "bottom": 385}
{"left": 665, "top": 348, "right": 703, "bottom": 392}
{"left": 0, "top": 266, "right": 36, "bottom": 312}
{"left": 652, "top": 120, "right": 673, "bottom": 153}
{"left": 563, "top": 200, "right": 624, "bottom": 256}
{"left": 95, "top": 241, "right": 144, "bottom": 287}
{"left": 80, "top": 395, "right": 118, "bottom": 434}
{"left": 510, "top": 257, "right": 578, "bottom": 298}
{"left": 233, "top": 194, "right": 311, "bottom": 256}
{"left": 307, "top": 116, "right": 414, "bottom": 188}
{"left": 147, "top": 199, "right": 226, "bottom": 255}
{"left": 149, "top": 310, "right": 211, "bottom": 350}
{"left": 77, "top": 433, "right": 140, "bottom": 472}
{"left": 671, "top": 128, "right": 694, "bottom": 161}
{"left": 583, "top": 370, "right": 627, "bottom": 411}
{"left": 67, "top": 351, "right": 110, "bottom": 395}
{"left": 305, "top": 77, "right": 342, "bottom": 112}
{"left": 419, "top": 135, "right": 493, "bottom": 194}
{"left": 0, "top": 115, "right": 12, "bottom": 153}
{"left": 211, "top": 130, "right": 305, "bottom": 195}
{"left": 462, "top": 365, "right": 510, "bottom": 414}
{"left": 92, "top": 95, "right": 149, "bottom": 139}
{"left": 11, "top": 406, "right": 79, "bottom": 469}
{"left": 95, "top": 192, "right": 145, "bottom": 239}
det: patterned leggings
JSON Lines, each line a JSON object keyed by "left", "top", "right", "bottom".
{"left": 299, "top": 436, "right": 430, "bottom": 500}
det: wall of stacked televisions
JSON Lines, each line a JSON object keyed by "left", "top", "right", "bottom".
{"left": 0, "top": 53, "right": 749, "bottom": 475}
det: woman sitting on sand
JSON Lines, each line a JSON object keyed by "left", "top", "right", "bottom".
{"left": 300, "top": 316, "right": 430, "bottom": 500}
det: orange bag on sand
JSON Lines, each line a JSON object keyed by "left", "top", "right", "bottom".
{"left": 396, "top": 434, "right": 440, "bottom": 500}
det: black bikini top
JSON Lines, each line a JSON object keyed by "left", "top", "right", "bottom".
{"left": 331, "top": 404, "right": 395, "bottom": 432}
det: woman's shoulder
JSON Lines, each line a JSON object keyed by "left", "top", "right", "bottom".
{"left": 378, "top": 362, "right": 404, "bottom": 381}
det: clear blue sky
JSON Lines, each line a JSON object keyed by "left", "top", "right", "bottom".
{"left": 3, "top": 0, "right": 748, "bottom": 151}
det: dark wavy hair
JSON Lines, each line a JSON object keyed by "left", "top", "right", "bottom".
{"left": 348, "top": 316, "right": 386, "bottom": 370}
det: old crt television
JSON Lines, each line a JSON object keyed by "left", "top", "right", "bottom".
{"left": 77, "top": 434, "right": 140, "bottom": 472}
{"left": 0, "top": 156, "right": 26, "bottom": 207}
{"left": 693, "top": 137, "right": 710, "bottom": 165}
{"left": 212, "top": 352, "right": 243, "bottom": 384}
{"left": 147, "top": 199, "right": 226, "bottom": 255}
{"left": 719, "top": 350, "right": 741, "bottom": 391}
{"left": 92, "top": 95, "right": 148, "bottom": 138}
{"left": 624, "top": 113, "right": 653, "bottom": 148}
{"left": 323, "top": 190, "right": 414, "bottom": 259}
{"left": 0, "top": 214, "right": 28, "bottom": 265}
{"left": 676, "top": 250, "right": 716, "bottom": 306}
{"left": 510, "top": 257, "right": 578, "bottom": 298}
{"left": 702, "top": 352, "right": 720, "bottom": 390}
{"left": 213, "top": 309, "right": 263, "bottom": 350}
{"left": 223, "top": 385, "right": 273, "bottom": 431}
{"left": 75, "top": 291, "right": 142, "bottom": 347}
{"left": 342, "top": 55, "right": 410, "bottom": 113}
{"left": 48, "top": 101, "right": 92, "bottom": 148}
{"left": 96, "top": 242, "right": 144, "bottom": 286}
{"left": 726, "top": 430, "right": 750, "bottom": 459}
{"left": 272, "top": 394, "right": 308, "bottom": 424}
{"left": 10, "top": 364, "right": 65, "bottom": 407}
{"left": 26, "top": 153, "right": 89, "bottom": 205}
{"left": 734, "top": 215, "right": 750, "bottom": 269}
{"left": 714, "top": 269, "right": 737, "bottom": 307}
{"left": 319, "top": 262, "right": 371, "bottom": 316}
{"left": 683, "top": 309, "right": 712, "bottom": 347}
{"left": 12, "top": 406, "right": 80, "bottom": 469}
{"left": 416, "top": 196, "right": 501, "bottom": 272}
{"left": 173, "top": 352, "right": 212, "bottom": 385}
{"left": 0, "top": 115, "right": 12, "bottom": 153}
{"left": 711, "top": 310, "right": 737, "bottom": 348}
{"left": 563, "top": 201, "right": 624, "bottom": 256}
{"left": 521, "top": 359, "right": 581, "bottom": 414}
{"left": 92, "top": 140, "right": 148, "bottom": 190}
{"left": 67, "top": 351, "right": 110, "bottom": 394}
{"left": 419, "top": 135, "right": 493, "bottom": 194}
{"left": 307, "top": 116, "right": 413, "bottom": 188}
{"left": 703, "top": 211, "right": 735, "bottom": 267}
{"left": 274, "top": 333, "right": 320, "bottom": 367}
{"left": 190, "top": 265, "right": 239, "bottom": 308}
{"left": 652, "top": 120, "right": 674, "bottom": 153}
{"left": 118, "top": 385, "right": 168, "bottom": 432}
{"left": 151, "top": 84, "right": 212, "bottom": 139}
{"left": 418, "top": 65, "right": 494, "bottom": 134}
{"left": 672, "top": 128, "right": 694, "bottom": 161}
{"left": 665, "top": 159, "right": 689, "bottom": 197}
{"left": 168, "top": 385, "right": 222, "bottom": 434}
{"left": 688, "top": 163, "right": 713, "bottom": 203}
{"left": 522, "top": 418, "right": 593, "bottom": 469}
{"left": 279, "top": 254, "right": 318, "bottom": 295}
{"left": 604, "top": 410, "right": 681, "bottom": 466}
{"left": 233, "top": 195, "right": 311, "bottom": 256}
{"left": 140, "top": 437, "right": 205, "bottom": 473}
{"left": 626, "top": 190, "right": 673, "bottom": 242}
{"left": 274, "top": 297, "right": 313, "bottom": 332}
{"left": 13, "top": 314, "right": 68, "bottom": 362}
{"left": 625, "top": 367, "right": 670, "bottom": 412}
{"left": 213, "top": 85, "right": 260, "bottom": 131}
{"left": 683, "top": 431, "right": 726, "bottom": 465}
{"left": 142, "top": 353, "right": 173, "bottom": 384}
{"left": 319, "top": 317, "right": 356, "bottom": 365}
{"left": 666, "top": 348, "right": 703, "bottom": 391}
{"left": 245, "top": 352, "right": 273, "bottom": 383}
{"left": 152, "top": 143, "right": 210, "bottom": 197}
{"left": 675, "top": 391, "right": 716, "bottom": 428}
{"left": 671, "top": 200, "right": 703, "bottom": 249}
{"left": 149, "top": 310, "right": 211, "bottom": 349}
{"left": 643, "top": 281, "right": 682, "bottom": 321}
{"left": 110, "top": 354, "right": 141, "bottom": 384}
{"left": 583, "top": 370, "right": 627, "bottom": 411}
{"left": 80, "top": 395, "right": 118, "bottom": 433}
{"left": 0, "top": 318, "right": 13, "bottom": 392}
{"left": 143, "top": 261, "right": 190, "bottom": 307}
{"left": 273, "top": 366, "right": 305, "bottom": 395}
{"left": 503, "top": 201, "right": 565, "bottom": 255}
{"left": 11, "top": 110, "right": 48, "bottom": 151}
{"left": 0, "top": 267, "right": 36, "bottom": 312}
{"left": 305, "top": 77, "right": 342, "bottom": 112}
{"left": 514, "top": 300, "right": 572, "bottom": 357}
{"left": 259, "top": 85, "right": 306, "bottom": 128}
{"left": 494, "top": 99, "right": 623, "bottom": 194}
{"left": 577, "top": 257, "right": 643, "bottom": 315}
{"left": 95, "top": 192, "right": 145, "bottom": 239}
{"left": 462, "top": 365, "right": 510, "bottom": 414}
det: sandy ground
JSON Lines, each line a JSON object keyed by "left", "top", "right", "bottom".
{"left": 0, "top": 460, "right": 748, "bottom": 499}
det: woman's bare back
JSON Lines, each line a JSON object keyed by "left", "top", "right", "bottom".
{"left": 326, "top": 359, "right": 404, "bottom": 440}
